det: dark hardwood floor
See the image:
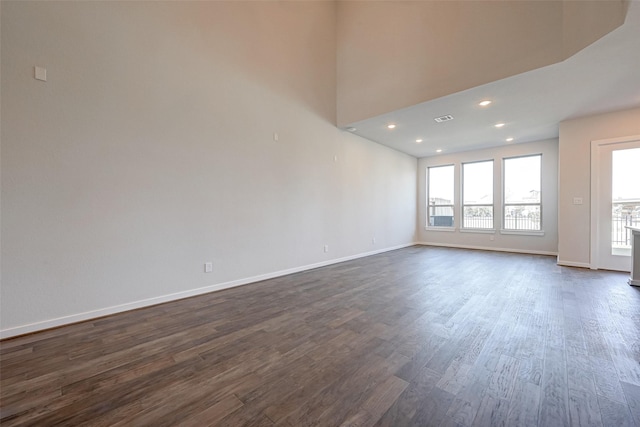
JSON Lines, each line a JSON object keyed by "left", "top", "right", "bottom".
{"left": 1, "top": 246, "right": 639, "bottom": 426}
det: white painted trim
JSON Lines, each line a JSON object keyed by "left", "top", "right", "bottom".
{"left": 416, "top": 241, "right": 557, "bottom": 256}
{"left": 459, "top": 228, "right": 496, "bottom": 234}
{"left": 0, "top": 243, "right": 414, "bottom": 339}
{"left": 629, "top": 279, "right": 640, "bottom": 287}
{"left": 500, "top": 229, "right": 545, "bottom": 236}
{"left": 557, "top": 259, "right": 593, "bottom": 269}
{"left": 591, "top": 135, "right": 640, "bottom": 147}
{"left": 591, "top": 139, "right": 601, "bottom": 271}
{"left": 425, "top": 226, "right": 456, "bottom": 232}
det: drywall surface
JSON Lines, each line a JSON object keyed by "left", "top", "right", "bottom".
{"left": 562, "top": 0, "right": 628, "bottom": 58}
{"left": 558, "top": 107, "right": 640, "bottom": 267}
{"left": 337, "top": 0, "right": 625, "bottom": 127}
{"left": 0, "top": 1, "right": 417, "bottom": 336}
{"left": 417, "top": 139, "right": 558, "bottom": 255}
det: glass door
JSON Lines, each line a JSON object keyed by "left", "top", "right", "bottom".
{"left": 596, "top": 140, "right": 640, "bottom": 271}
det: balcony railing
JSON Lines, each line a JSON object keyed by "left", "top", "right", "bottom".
{"left": 461, "top": 216, "right": 541, "bottom": 230}
{"left": 429, "top": 215, "right": 542, "bottom": 230}
{"left": 612, "top": 213, "right": 640, "bottom": 248}
{"left": 463, "top": 216, "right": 494, "bottom": 229}
{"left": 429, "top": 211, "right": 639, "bottom": 242}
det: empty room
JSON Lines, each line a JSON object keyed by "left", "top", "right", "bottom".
{"left": 1, "top": 1, "right": 640, "bottom": 426}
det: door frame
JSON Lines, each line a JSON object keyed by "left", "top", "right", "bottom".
{"left": 590, "top": 134, "right": 640, "bottom": 270}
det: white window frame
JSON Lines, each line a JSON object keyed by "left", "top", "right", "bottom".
{"left": 462, "top": 159, "right": 494, "bottom": 230}
{"left": 426, "top": 164, "right": 455, "bottom": 230}
{"left": 502, "top": 154, "right": 542, "bottom": 233}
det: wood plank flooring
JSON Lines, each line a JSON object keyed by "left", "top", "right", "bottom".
{"left": 1, "top": 246, "right": 639, "bottom": 426}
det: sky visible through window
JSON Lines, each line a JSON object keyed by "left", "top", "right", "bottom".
{"left": 428, "top": 165, "right": 454, "bottom": 203}
{"left": 612, "top": 147, "right": 640, "bottom": 200}
{"left": 463, "top": 161, "right": 493, "bottom": 204}
{"left": 505, "top": 156, "right": 541, "bottom": 203}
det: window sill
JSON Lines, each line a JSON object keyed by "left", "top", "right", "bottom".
{"left": 500, "top": 229, "right": 545, "bottom": 236}
{"left": 425, "top": 226, "right": 456, "bottom": 232}
{"left": 460, "top": 228, "right": 496, "bottom": 234}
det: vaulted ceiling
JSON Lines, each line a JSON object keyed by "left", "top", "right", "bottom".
{"left": 336, "top": 0, "right": 640, "bottom": 157}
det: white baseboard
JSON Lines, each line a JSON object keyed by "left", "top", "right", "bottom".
{"left": 416, "top": 241, "right": 558, "bottom": 257}
{"left": 629, "top": 278, "right": 640, "bottom": 287}
{"left": 0, "top": 243, "right": 414, "bottom": 340}
{"left": 556, "top": 259, "right": 592, "bottom": 269}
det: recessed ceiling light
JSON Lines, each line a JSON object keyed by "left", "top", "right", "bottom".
{"left": 479, "top": 100, "right": 492, "bottom": 107}
{"left": 346, "top": 127, "right": 357, "bottom": 132}
{"left": 416, "top": 139, "right": 423, "bottom": 143}
{"left": 387, "top": 124, "right": 396, "bottom": 129}
{"left": 494, "top": 123, "right": 505, "bottom": 128}
{"left": 436, "top": 149, "right": 442, "bottom": 153}
{"left": 506, "top": 137, "right": 514, "bottom": 142}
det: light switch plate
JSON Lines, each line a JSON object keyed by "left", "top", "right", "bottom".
{"left": 35, "top": 66, "right": 47, "bottom": 81}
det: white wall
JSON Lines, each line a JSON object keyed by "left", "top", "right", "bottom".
{"left": 0, "top": 1, "right": 417, "bottom": 337}
{"left": 417, "top": 139, "right": 559, "bottom": 255}
{"left": 558, "top": 107, "right": 640, "bottom": 267}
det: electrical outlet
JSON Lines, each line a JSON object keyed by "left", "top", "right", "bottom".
{"left": 324, "top": 245, "right": 329, "bottom": 253}
{"left": 489, "top": 235, "right": 495, "bottom": 241}
{"left": 204, "top": 262, "right": 213, "bottom": 273}
{"left": 372, "top": 237, "right": 376, "bottom": 244}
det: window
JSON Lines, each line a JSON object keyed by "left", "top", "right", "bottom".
{"left": 503, "top": 155, "right": 541, "bottom": 231}
{"left": 463, "top": 160, "right": 494, "bottom": 229}
{"left": 427, "top": 165, "right": 454, "bottom": 227}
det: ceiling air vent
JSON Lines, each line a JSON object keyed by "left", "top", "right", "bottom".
{"left": 434, "top": 114, "right": 454, "bottom": 123}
